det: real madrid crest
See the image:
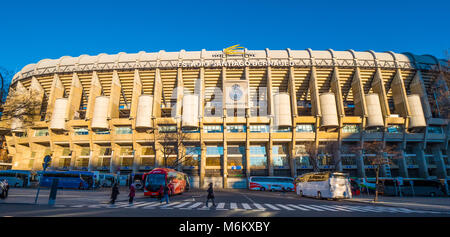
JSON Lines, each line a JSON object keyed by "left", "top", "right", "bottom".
{"left": 229, "top": 84, "right": 243, "bottom": 101}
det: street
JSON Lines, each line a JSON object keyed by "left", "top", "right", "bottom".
{"left": 1, "top": 187, "right": 449, "bottom": 217}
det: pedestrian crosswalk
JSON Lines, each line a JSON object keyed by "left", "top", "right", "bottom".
{"left": 51, "top": 201, "right": 445, "bottom": 214}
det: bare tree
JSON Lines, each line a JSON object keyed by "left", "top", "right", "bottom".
{"left": 1, "top": 87, "right": 42, "bottom": 130}
{"left": 304, "top": 141, "right": 341, "bottom": 172}
{"left": 355, "top": 141, "right": 402, "bottom": 202}
{"left": 157, "top": 125, "right": 191, "bottom": 169}
{"left": 428, "top": 50, "right": 450, "bottom": 119}
{"left": 0, "top": 67, "right": 12, "bottom": 106}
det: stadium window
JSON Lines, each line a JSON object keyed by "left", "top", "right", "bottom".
{"left": 427, "top": 125, "right": 443, "bottom": 134}
{"left": 342, "top": 124, "right": 360, "bottom": 133}
{"left": 94, "top": 129, "right": 110, "bottom": 135}
{"left": 226, "top": 125, "right": 246, "bottom": 133}
{"left": 115, "top": 126, "right": 133, "bottom": 134}
{"left": 203, "top": 125, "right": 223, "bottom": 133}
{"left": 249, "top": 125, "right": 270, "bottom": 133}
{"left": 158, "top": 125, "right": 177, "bottom": 133}
{"left": 273, "top": 126, "right": 291, "bottom": 133}
{"left": 387, "top": 125, "right": 403, "bottom": 133}
{"left": 74, "top": 127, "right": 89, "bottom": 135}
{"left": 34, "top": 128, "right": 49, "bottom": 137}
{"left": 295, "top": 124, "right": 315, "bottom": 133}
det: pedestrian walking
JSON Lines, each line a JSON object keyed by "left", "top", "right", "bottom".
{"left": 128, "top": 183, "right": 136, "bottom": 204}
{"left": 4, "top": 180, "right": 9, "bottom": 198}
{"left": 161, "top": 184, "right": 170, "bottom": 204}
{"left": 110, "top": 183, "right": 120, "bottom": 204}
{"left": 0, "top": 180, "right": 8, "bottom": 199}
{"left": 205, "top": 183, "right": 216, "bottom": 207}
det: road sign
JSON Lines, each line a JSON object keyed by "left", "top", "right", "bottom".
{"left": 42, "top": 155, "right": 52, "bottom": 170}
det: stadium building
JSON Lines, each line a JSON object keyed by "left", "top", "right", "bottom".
{"left": 1, "top": 48, "right": 449, "bottom": 188}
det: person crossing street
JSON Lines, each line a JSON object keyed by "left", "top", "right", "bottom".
{"left": 206, "top": 183, "right": 216, "bottom": 207}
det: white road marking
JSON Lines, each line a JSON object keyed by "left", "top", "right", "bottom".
{"left": 181, "top": 202, "right": 203, "bottom": 209}
{"left": 126, "top": 202, "right": 156, "bottom": 208}
{"left": 276, "top": 204, "right": 295, "bottom": 211}
{"left": 286, "top": 204, "right": 310, "bottom": 211}
{"left": 242, "top": 203, "right": 252, "bottom": 210}
{"left": 173, "top": 202, "right": 192, "bottom": 208}
{"left": 160, "top": 201, "right": 181, "bottom": 208}
{"left": 264, "top": 204, "right": 281, "bottom": 210}
{"left": 309, "top": 205, "right": 339, "bottom": 212}
{"left": 253, "top": 203, "right": 266, "bottom": 211}
{"left": 329, "top": 205, "right": 352, "bottom": 212}
{"left": 143, "top": 202, "right": 165, "bottom": 209}
{"left": 230, "top": 203, "right": 238, "bottom": 210}
{"left": 296, "top": 204, "right": 325, "bottom": 211}
{"left": 216, "top": 202, "right": 226, "bottom": 209}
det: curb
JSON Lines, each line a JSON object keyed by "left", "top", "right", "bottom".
{"left": 346, "top": 198, "right": 450, "bottom": 211}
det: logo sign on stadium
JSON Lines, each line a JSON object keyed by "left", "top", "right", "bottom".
{"left": 212, "top": 44, "right": 255, "bottom": 58}
{"left": 224, "top": 81, "right": 248, "bottom": 109}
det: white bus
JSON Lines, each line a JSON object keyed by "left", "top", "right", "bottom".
{"left": 295, "top": 172, "right": 352, "bottom": 200}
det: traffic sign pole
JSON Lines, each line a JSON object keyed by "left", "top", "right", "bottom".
{"left": 34, "top": 155, "right": 52, "bottom": 204}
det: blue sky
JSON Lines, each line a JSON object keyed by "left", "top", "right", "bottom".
{"left": 0, "top": 0, "right": 448, "bottom": 82}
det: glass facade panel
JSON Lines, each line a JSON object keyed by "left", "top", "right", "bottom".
{"left": 94, "top": 130, "right": 110, "bottom": 135}
{"left": 120, "top": 146, "right": 133, "bottom": 156}
{"left": 141, "top": 146, "right": 155, "bottom": 156}
{"left": 74, "top": 127, "right": 89, "bottom": 135}
{"left": 296, "top": 124, "right": 315, "bottom": 133}
{"left": 295, "top": 155, "right": 310, "bottom": 167}
{"left": 387, "top": 125, "right": 403, "bottom": 133}
{"left": 141, "top": 157, "right": 155, "bottom": 167}
{"left": 249, "top": 125, "right": 270, "bottom": 133}
{"left": 99, "top": 147, "right": 112, "bottom": 156}
{"left": 272, "top": 127, "right": 292, "bottom": 133}
{"left": 203, "top": 125, "right": 223, "bottom": 133}
{"left": 80, "top": 147, "right": 90, "bottom": 156}
{"left": 250, "top": 156, "right": 267, "bottom": 168}
{"left": 427, "top": 126, "right": 443, "bottom": 134}
{"left": 206, "top": 157, "right": 220, "bottom": 166}
{"left": 228, "top": 156, "right": 243, "bottom": 167}
{"left": 115, "top": 126, "right": 132, "bottom": 134}
{"left": 34, "top": 128, "right": 49, "bottom": 137}
{"left": 206, "top": 146, "right": 224, "bottom": 156}
{"left": 342, "top": 124, "right": 360, "bottom": 133}
{"left": 226, "top": 125, "right": 246, "bottom": 133}
{"left": 158, "top": 125, "right": 177, "bottom": 133}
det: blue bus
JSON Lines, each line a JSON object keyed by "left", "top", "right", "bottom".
{"left": 0, "top": 170, "right": 37, "bottom": 187}
{"left": 38, "top": 171, "right": 100, "bottom": 189}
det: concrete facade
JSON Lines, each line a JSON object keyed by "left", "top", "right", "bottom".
{"left": 1, "top": 49, "right": 449, "bottom": 188}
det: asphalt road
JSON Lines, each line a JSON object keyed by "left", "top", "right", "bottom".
{"left": 1, "top": 188, "right": 449, "bottom": 217}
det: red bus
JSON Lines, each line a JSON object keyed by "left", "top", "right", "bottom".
{"left": 143, "top": 168, "right": 190, "bottom": 197}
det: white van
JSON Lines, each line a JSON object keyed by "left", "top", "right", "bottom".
{"left": 295, "top": 172, "right": 352, "bottom": 199}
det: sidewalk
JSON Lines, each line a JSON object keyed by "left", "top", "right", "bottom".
{"left": 0, "top": 187, "right": 140, "bottom": 206}
{"left": 347, "top": 194, "right": 450, "bottom": 212}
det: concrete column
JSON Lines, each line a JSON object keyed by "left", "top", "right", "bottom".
{"left": 413, "top": 143, "right": 429, "bottom": 178}
{"left": 289, "top": 141, "right": 296, "bottom": 177}
{"left": 431, "top": 144, "right": 448, "bottom": 179}
{"left": 46, "top": 74, "right": 65, "bottom": 121}
{"left": 268, "top": 141, "right": 273, "bottom": 176}
{"left": 223, "top": 141, "right": 228, "bottom": 188}
{"left": 200, "top": 144, "right": 206, "bottom": 189}
{"left": 356, "top": 151, "right": 365, "bottom": 178}
{"left": 397, "top": 151, "right": 409, "bottom": 178}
